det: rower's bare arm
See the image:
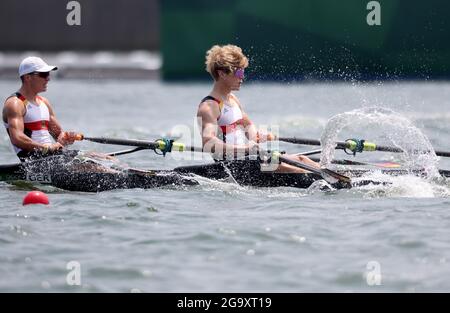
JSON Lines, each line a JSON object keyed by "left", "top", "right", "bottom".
{"left": 241, "top": 111, "right": 259, "bottom": 142}
{"left": 41, "top": 98, "right": 63, "bottom": 139}
{"left": 42, "top": 98, "right": 76, "bottom": 145}
{"left": 241, "top": 108, "right": 275, "bottom": 142}
{"left": 3, "top": 98, "right": 47, "bottom": 152}
{"left": 197, "top": 101, "right": 224, "bottom": 153}
{"left": 230, "top": 94, "right": 257, "bottom": 142}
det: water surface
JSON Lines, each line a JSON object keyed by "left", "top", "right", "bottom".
{"left": 0, "top": 80, "right": 449, "bottom": 292}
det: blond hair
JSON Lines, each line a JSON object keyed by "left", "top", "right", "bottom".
{"left": 205, "top": 44, "right": 249, "bottom": 80}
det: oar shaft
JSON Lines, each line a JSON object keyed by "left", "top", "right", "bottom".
{"left": 435, "top": 150, "right": 450, "bottom": 158}
{"left": 294, "top": 149, "right": 322, "bottom": 156}
{"left": 309, "top": 157, "right": 367, "bottom": 166}
{"left": 279, "top": 137, "right": 349, "bottom": 149}
{"left": 83, "top": 136, "right": 158, "bottom": 149}
{"left": 278, "top": 155, "right": 351, "bottom": 184}
{"left": 278, "top": 137, "right": 321, "bottom": 146}
{"left": 81, "top": 136, "right": 204, "bottom": 153}
{"left": 278, "top": 137, "right": 450, "bottom": 157}
{"left": 107, "top": 147, "right": 145, "bottom": 157}
{"left": 279, "top": 137, "right": 375, "bottom": 151}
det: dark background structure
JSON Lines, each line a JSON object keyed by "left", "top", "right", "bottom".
{"left": 1, "top": 0, "right": 450, "bottom": 81}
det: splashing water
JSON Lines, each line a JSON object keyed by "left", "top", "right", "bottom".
{"left": 352, "top": 171, "right": 450, "bottom": 198}
{"left": 319, "top": 107, "right": 440, "bottom": 178}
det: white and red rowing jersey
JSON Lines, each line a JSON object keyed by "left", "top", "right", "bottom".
{"left": 201, "top": 94, "right": 247, "bottom": 145}
{"left": 3, "top": 92, "right": 53, "bottom": 154}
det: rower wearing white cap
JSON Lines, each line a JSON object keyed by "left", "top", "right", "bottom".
{"left": 2, "top": 56, "right": 79, "bottom": 161}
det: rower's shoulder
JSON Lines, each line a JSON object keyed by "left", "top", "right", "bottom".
{"left": 37, "top": 95, "right": 51, "bottom": 105}
{"left": 3, "top": 96, "right": 24, "bottom": 111}
{"left": 198, "top": 97, "right": 220, "bottom": 111}
{"left": 229, "top": 93, "right": 242, "bottom": 104}
{"left": 229, "top": 93, "right": 243, "bottom": 109}
{"left": 3, "top": 97, "right": 26, "bottom": 121}
{"left": 229, "top": 93, "right": 240, "bottom": 102}
{"left": 197, "top": 98, "right": 220, "bottom": 120}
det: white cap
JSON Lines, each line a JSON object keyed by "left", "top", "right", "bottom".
{"left": 18, "top": 56, "right": 58, "bottom": 77}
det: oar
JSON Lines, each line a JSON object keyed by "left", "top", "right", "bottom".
{"left": 294, "top": 149, "right": 322, "bottom": 156}
{"left": 77, "top": 135, "right": 287, "bottom": 157}
{"left": 307, "top": 157, "right": 401, "bottom": 168}
{"left": 107, "top": 147, "right": 145, "bottom": 157}
{"left": 76, "top": 135, "right": 204, "bottom": 155}
{"left": 278, "top": 137, "right": 450, "bottom": 157}
{"left": 294, "top": 149, "right": 401, "bottom": 168}
{"left": 269, "top": 152, "right": 352, "bottom": 187}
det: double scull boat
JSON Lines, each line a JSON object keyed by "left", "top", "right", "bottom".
{"left": 1, "top": 156, "right": 449, "bottom": 192}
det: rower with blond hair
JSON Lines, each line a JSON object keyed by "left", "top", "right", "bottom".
{"left": 197, "top": 44, "right": 319, "bottom": 173}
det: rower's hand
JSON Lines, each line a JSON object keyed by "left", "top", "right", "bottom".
{"left": 44, "top": 143, "right": 63, "bottom": 154}
{"left": 256, "top": 132, "right": 276, "bottom": 143}
{"left": 247, "top": 141, "right": 260, "bottom": 155}
{"left": 266, "top": 133, "right": 276, "bottom": 141}
{"left": 57, "top": 131, "right": 79, "bottom": 146}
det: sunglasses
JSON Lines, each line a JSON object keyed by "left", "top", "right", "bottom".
{"left": 233, "top": 68, "right": 245, "bottom": 79}
{"left": 31, "top": 72, "right": 50, "bottom": 78}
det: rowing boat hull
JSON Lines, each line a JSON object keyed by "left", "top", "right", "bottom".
{"left": 1, "top": 159, "right": 449, "bottom": 192}
{"left": 1, "top": 160, "right": 330, "bottom": 190}
{"left": 174, "top": 160, "right": 450, "bottom": 188}
{"left": 0, "top": 162, "right": 197, "bottom": 192}
{"left": 174, "top": 161, "right": 324, "bottom": 188}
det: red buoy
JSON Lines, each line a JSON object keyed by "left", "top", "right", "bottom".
{"left": 22, "top": 191, "right": 50, "bottom": 205}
